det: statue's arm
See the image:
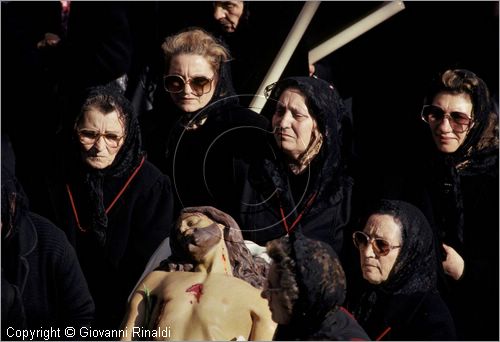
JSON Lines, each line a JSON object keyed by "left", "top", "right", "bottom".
{"left": 120, "top": 273, "right": 163, "bottom": 341}
{"left": 249, "top": 294, "right": 277, "bottom": 341}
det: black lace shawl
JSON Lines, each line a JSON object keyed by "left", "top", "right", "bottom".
{"left": 424, "top": 70, "right": 499, "bottom": 250}
{"left": 273, "top": 231, "right": 350, "bottom": 340}
{"left": 64, "top": 85, "right": 144, "bottom": 245}
{"left": 259, "top": 76, "right": 352, "bottom": 220}
{"left": 355, "top": 200, "right": 439, "bottom": 325}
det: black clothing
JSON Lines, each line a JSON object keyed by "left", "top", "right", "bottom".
{"left": 379, "top": 73, "right": 499, "bottom": 340}
{"left": 237, "top": 77, "right": 353, "bottom": 254}
{"left": 164, "top": 104, "right": 269, "bottom": 216}
{"left": 141, "top": 55, "right": 269, "bottom": 217}
{"left": 1, "top": 157, "right": 94, "bottom": 340}
{"left": 46, "top": 86, "right": 173, "bottom": 330}
{"left": 357, "top": 291, "right": 456, "bottom": 341}
{"left": 390, "top": 149, "right": 499, "bottom": 341}
{"left": 1, "top": 212, "right": 95, "bottom": 339}
{"left": 47, "top": 160, "right": 173, "bottom": 330}
{"left": 354, "top": 200, "right": 456, "bottom": 341}
{"left": 274, "top": 233, "right": 369, "bottom": 341}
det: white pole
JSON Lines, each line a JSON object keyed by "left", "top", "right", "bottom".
{"left": 308, "top": 1, "right": 405, "bottom": 65}
{"left": 249, "top": 1, "right": 321, "bottom": 113}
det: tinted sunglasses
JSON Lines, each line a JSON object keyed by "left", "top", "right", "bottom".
{"left": 352, "top": 231, "right": 401, "bottom": 257}
{"left": 163, "top": 74, "right": 214, "bottom": 96}
{"left": 421, "top": 104, "right": 473, "bottom": 133}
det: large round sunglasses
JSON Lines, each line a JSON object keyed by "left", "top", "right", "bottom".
{"left": 352, "top": 231, "right": 401, "bottom": 257}
{"left": 163, "top": 74, "right": 214, "bottom": 96}
{"left": 421, "top": 104, "right": 473, "bottom": 133}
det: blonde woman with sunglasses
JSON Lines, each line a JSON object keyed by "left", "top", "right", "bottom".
{"left": 140, "top": 27, "right": 269, "bottom": 216}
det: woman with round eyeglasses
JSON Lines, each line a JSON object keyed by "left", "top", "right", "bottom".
{"left": 45, "top": 85, "right": 173, "bottom": 330}
{"left": 415, "top": 68, "right": 499, "bottom": 340}
{"left": 140, "top": 27, "right": 269, "bottom": 216}
{"left": 352, "top": 199, "right": 456, "bottom": 341}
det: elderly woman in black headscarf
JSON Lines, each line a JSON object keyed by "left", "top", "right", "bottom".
{"left": 237, "top": 76, "right": 353, "bottom": 254}
{"left": 352, "top": 199, "right": 456, "bottom": 340}
{"left": 140, "top": 27, "right": 269, "bottom": 216}
{"left": 46, "top": 85, "right": 173, "bottom": 330}
{"left": 262, "top": 232, "right": 369, "bottom": 340}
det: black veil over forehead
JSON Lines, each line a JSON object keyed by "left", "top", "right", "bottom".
{"left": 73, "top": 84, "right": 144, "bottom": 177}
{"left": 263, "top": 77, "right": 352, "bottom": 214}
{"left": 265, "top": 76, "right": 345, "bottom": 161}
{"left": 366, "top": 199, "right": 438, "bottom": 294}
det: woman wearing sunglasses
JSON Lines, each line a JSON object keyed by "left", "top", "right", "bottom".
{"left": 141, "top": 27, "right": 268, "bottom": 216}
{"left": 415, "top": 69, "right": 498, "bottom": 340}
{"left": 352, "top": 199, "right": 456, "bottom": 341}
{"left": 45, "top": 85, "right": 173, "bottom": 330}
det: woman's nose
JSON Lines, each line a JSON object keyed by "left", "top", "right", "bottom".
{"left": 279, "top": 111, "right": 293, "bottom": 128}
{"left": 94, "top": 135, "right": 106, "bottom": 149}
{"left": 361, "top": 241, "right": 376, "bottom": 258}
{"left": 437, "top": 116, "right": 454, "bottom": 133}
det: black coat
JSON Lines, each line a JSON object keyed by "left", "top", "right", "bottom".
{"left": 408, "top": 155, "right": 499, "bottom": 341}
{"left": 238, "top": 158, "right": 353, "bottom": 252}
{"left": 353, "top": 200, "right": 456, "bottom": 341}
{"left": 357, "top": 291, "right": 456, "bottom": 341}
{"left": 1, "top": 212, "right": 95, "bottom": 339}
{"left": 47, "top": 159, "right": 173, "bottom": 329}
{"left": 164, "top": 104, "right": 269, "bottom": 216}
{"left": 380, "top": 144, "right": 499, "bottom": 340}
{"left": 235, "top": 77, "right": 353, "bottom": 254}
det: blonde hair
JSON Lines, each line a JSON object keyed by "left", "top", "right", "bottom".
{"left": 161, "top": 28, "right": 231, "bottom": 73}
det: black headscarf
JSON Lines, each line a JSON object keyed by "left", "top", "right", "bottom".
{"left": 273, "top": 231, "right": 348, "bottom": 340}
{"left": 355, "top": 200, "right": 438, "bottom": 324}
{"left": 423, "top": 69, "right": 499, "bottom": 249}
{"left": 65, "top": 85, "right": 144, "bottom": 245}
{"left": 261, "top": 76, "right": 352, "bottom": 216}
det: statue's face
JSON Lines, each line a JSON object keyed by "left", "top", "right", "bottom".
{"left": 177, "top": 212, "right": 224, "bottom": 261}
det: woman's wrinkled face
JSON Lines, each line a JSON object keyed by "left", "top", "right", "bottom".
{"left": 359, "top": 214, "right": 402, "bottom": 285}
{"left": 76, "top": 107, "right": 125, "bottom": 169}
{"left": 429, "top": 92, "right": 473, "bottom": 153}
{"left": 167, "top": 54, "right": 217, "bottom": 113}
{"left": 261, "top": 262, "right": 292, "bottom": 324}
{"left": 272, "top": 88, "right": 317, "bottom": 161}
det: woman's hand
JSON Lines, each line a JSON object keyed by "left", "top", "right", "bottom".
{"left": 442, "top": 243, "right": 464, "bottom": 280}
